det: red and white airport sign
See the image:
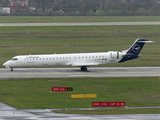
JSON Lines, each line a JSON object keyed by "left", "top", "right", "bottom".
{"left": 52, "top": 87, "right": 73, "bottom": 92}
{"left": 92, "top": 102, "right": 109, "bottom": 107}
{"left": 52, "top": 87, "right": 66, "bottom": 92}
{"left": 92, "top": 102, "right": 126, "bottom": 107}
{"left": 109, "top": 102, "right": 126, "bottom": 107}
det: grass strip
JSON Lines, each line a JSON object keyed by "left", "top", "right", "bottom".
{"left": 0, "top": 25, "right": 159, "bottom": 67}
{"left": 0, "top": 77, "right": 159, "bottom": 109}
{"left": 0, "top": 16, "right": 160, "bottom": 23}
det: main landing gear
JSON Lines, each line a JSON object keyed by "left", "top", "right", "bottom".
{"left": 11, "top": 67, "right": 13, "bottom": 71}
{"left": 80, "top": 66, "right": 88, "bottom": 71}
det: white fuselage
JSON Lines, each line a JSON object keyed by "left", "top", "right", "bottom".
{"left": 3, "top": 51, "right": 125, "bottom": 68}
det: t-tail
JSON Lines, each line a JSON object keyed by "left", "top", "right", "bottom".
{"left": 119, "top": 39, "right": 154, "bottom": 63}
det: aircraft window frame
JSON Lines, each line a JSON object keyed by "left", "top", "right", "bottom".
{"left": 11, "top": 58, "right": 18, "bottom": 60}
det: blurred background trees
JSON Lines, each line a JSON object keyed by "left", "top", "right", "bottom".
{"left": 0, "top": 0, "right": 160, "bottom": 16}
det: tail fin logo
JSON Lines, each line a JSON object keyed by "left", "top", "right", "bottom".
{"left": 132, "top": 44, "right": 141, "bottom": 53}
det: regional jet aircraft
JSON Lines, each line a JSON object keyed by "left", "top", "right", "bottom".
{"left": 3, "top": 39, "right": 153, "bottom": 71}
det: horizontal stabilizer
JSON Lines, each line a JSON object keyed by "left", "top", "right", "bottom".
{"left": 136, "top": 39, "right": 154, "bottom": 43}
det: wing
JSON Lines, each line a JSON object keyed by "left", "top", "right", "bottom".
{"left": 70, "top": 63, "right": 99, "bottom": 66}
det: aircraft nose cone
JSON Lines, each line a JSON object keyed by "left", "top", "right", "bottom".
{"left": 3, "top": 62, "right": 7, "bottom": 66}
{"left": 3, "top": 61, "right": 10, "bottom": 67}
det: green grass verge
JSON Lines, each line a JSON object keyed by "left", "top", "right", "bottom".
{"left": 0, "top": 25, "right": 159, "bottom": 67}
{"left": 0, "top": 77, "right": 160, "bottom": 109}
{"left": 0, "top": 16, "right": 160, "bottom": 23}
{"left": 53, "top": 108, "right": 160, "bottom": 115}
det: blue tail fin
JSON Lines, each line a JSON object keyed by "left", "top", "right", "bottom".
{"left": 126, "top": 39, "right": 152, "bottom": 55}
{"left": 119, "top": 39, "right": 153, "bottom": 63}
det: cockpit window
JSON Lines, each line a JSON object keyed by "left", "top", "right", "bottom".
{"left": 11, "top": 58, "right": 18, "bottom": 60}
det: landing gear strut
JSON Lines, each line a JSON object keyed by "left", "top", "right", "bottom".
{"left": 11, "top": 67, "right": 13, "bottom": 71}
{"left": 80, "top": 66, "right": 88, "bottom": 71}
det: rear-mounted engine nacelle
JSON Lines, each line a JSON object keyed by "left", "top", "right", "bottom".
{"left": 110, "top": 51, "right": 124, "bottom": 59}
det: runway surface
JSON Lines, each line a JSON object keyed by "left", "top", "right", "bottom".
{"left": 0, "top": 67, "right": 160, "bottom": 79}
{"left": 0, "top": 22, "right": 160, "bottom": 26}
{"left": 0, "top": 101, "right": 160, "bottom": 120}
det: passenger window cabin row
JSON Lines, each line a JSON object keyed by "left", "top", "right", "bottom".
{"left": 27, "top": 56, "right": 106, "bottom": 61}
